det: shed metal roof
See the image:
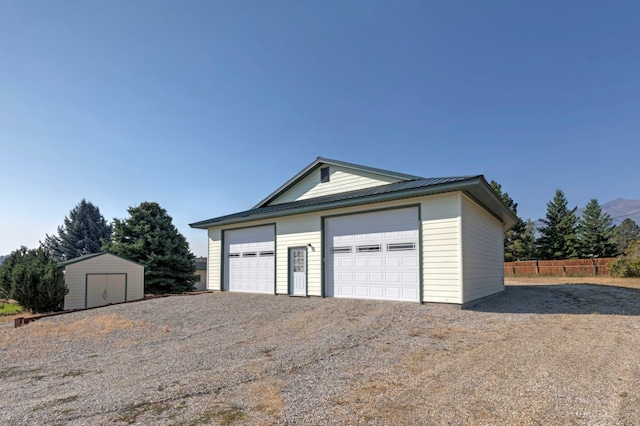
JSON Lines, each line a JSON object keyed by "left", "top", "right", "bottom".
{"left": 58, "top": 252, "right": 144, "bottom": 268}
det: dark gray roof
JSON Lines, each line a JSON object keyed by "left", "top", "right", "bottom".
{"left": 194, "top": 258, "right": 207, "bottom": 270}
{"left": 58, "top": 252, "right": 144, "bottom": 268}
{"left": 58, "top": 252, "right": 105, "bottom": 267}
{"left": 253, "top": 157, "right": 423, "bottom": 208}
{"left": 190, "top": 175, "right": 518, "bottom": 231}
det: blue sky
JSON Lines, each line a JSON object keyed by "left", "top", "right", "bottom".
{"left": 1, "top": 1, "right": 639, "bottom": 257}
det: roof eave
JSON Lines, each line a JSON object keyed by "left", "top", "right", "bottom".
{"left": 191, "top": 177, "right": 517, "bottom": 231}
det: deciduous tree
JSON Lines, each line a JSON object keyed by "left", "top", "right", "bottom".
{"left": 102, "top": 202, "right": 196, "bottom": 294}
{"left": 613, "top": 218, "right": 640, "bottom": 255}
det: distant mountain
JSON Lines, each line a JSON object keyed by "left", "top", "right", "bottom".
{"left": 600, "top": 199, "right": 640, "bottom": 225}
{"left": 576, "top": 198, "right": 640, "bottom": 226}
{"left": 0, "top": 255, "right": 5, "bottom": 266}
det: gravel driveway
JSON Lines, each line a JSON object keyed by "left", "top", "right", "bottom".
{"left": 1, "top": 283, "right": 639, "bottom": 425}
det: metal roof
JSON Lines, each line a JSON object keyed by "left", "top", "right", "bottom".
{"left": 190, "top": 175, "right": 518, "bottom": 231}
{"left": 194, "top": 258, "right": 207, "bottom": 270}
{"left": 253, "top": 156, "right": 424, "bottom": 208}
{"left": 58, "top": 252, "right": 145, "bottom": 268}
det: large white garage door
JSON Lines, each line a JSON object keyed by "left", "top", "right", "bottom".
{"left": 325, "top": 207, "right": 420, "bottom": 302}
{"left": 224, "top": 225, "right": 275, "bottom": 293}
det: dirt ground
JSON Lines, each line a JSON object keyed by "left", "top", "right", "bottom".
{"left": 1, "top": 278, "right": 639, "bottom": 425}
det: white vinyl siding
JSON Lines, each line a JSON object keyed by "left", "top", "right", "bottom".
{"left": 63, "top": 254, "right": 144, "bottom": 310}
{"left": 421, "top": 193, "right": 462, "bottom": 304}
{"left": 461, "top": 194, "right": 505, "bottom": 303}
{"left": 203, "top": 190, "right": 505, "bottom": 306}
{"left": 276, "top": 214, "right": 321, "bottom": 296}
{"left": 269, "top": 166, "right": 401, "bottom": 205}
{"left": 207, "top": 229, "right": 222, "bottom": 290}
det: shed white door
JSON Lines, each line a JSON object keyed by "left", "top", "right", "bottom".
{"left": 224, "top": 225, "right": 275, "bottom": 293}
{"left": 86, "top": 274, "right": 126, "bottom": 308}
{"left": 325, "top": 207, "right": 420, "bottom": 302}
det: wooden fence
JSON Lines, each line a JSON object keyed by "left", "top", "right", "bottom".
{"left": 504, "top": 258, "right": 616, "bottom": 277}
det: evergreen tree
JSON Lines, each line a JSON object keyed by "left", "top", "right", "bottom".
{"left": 102, "top": 202, "right": 196, "bottom": 294}
{"left": 1, "top": 246, "right": 67, "bottom": 313}
{"left": 536, "top": 189, "right": 580, "bottom": 260}
{"left": 489, "top": 180, "right": 526, "bottom": 261}
{"left": 0, "top": 246, "right": 29, "bottom": 298}
{"left": 42, "top": 199, "right": 112, "bottom": 261}
{"left": 613, "top": 218, "right": 640, "bottom": 255}
{"left": 577, "top": 199, "right": 617, "bottom": 258}
{"left": 519, "top": 219, "right": 537, "bottom": 259}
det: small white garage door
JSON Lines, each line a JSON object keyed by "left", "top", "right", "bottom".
{"left": 224, "top": 225, "right": 275, "bottom": 294}
{"left": 325, "top": 207, "right": 420, "bottom": 302}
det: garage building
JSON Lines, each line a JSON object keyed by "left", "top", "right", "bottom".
{"left": 59, "top": 252, "right": 144, "bottom": 310}
{"left": 190, "top": 158, "right": 517, "bottom": 307}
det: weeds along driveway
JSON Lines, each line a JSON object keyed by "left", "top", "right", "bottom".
{"left": 1, "top": 284, "right": 640, "bottom": 425}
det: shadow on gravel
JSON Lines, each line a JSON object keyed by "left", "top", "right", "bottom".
{"left": 470, "top": 284, "right": 640, "bottom": 316}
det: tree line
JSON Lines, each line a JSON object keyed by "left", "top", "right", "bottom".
{"left": 0, "top": 200, "right": 197, "bottom": 313}
{"left": 491, "top": 182, "right": 640, "bottom": 277}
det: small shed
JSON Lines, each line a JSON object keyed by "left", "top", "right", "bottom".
{"left": 194, "top": 257, "right": 207, "bottom": 291}
{"left": 59, "top": 252, "right": 144, "bottom": 310}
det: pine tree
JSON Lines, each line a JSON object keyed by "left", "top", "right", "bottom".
{"left": 102, "top": 202, "right": 196, "bottom": 294}
{"left": 1, "top": 246, "right": 67, "bottom": 313}
{"left": 613, "top": 218, "right": 640, "bottom": 255}
{"left": 577, "top": 199, "right": 617, "bottom": 258}
{"left": 520, "top": 219, "right": 537, "bottom": 259}
{"left": 536, "top": 189, "right": 580, "bottom": 260}
{"left": 0, "top": 246, "right": 29, "bottom": 297}
{"left": 489, "top": 180, "right": 526, "bottom": 261}
{"left": 42, "top": 199, "right": 112, "bottom": 261}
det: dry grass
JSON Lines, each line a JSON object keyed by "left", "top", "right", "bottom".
{"left": 25, "top": 313, "right": 142, "bottom": 338}
{"left": 0, "top": 311, "right": 35, "bottom": 327}
{"left": 429, "top": 324, "right": 469, "bottom": 340}
{"left": 0, "top": 313, "right": 148, "bottom": 354}
{"left": 505, "top": 275, "right": 640, "bottom": 289}
{"left": 252, "top": 380, "right": 284, "bottom": 416}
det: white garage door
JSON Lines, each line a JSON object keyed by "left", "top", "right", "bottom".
{"left": 224, "top": 225, "right": 275, "bottom": 294}
{"left": 325, "top": 207, "right": 420, "bottom": 302}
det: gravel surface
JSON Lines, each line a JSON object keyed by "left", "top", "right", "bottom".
{"left": 1, "top": 283, "right": 639, "bottom": 425}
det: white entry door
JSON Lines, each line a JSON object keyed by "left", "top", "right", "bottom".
{"left": 290, "top": 248, "right": 307, "bottom": 296}
{"left": 325, "top": 207, "right": 420, "bottom": 302}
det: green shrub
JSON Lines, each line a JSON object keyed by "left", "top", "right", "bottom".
{"left": 2, "top": 247, "right": 67, "bottom": 313}
{"left": 608, "top": 257, "right": 640, "bottom": 278}
{"left": 608, "top": 240, "right": 640, "bottom": 278}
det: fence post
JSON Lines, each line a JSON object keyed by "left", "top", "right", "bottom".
{"left": 535, "top": 259, "right": 539, "bottom": 276}
{"left": 592, "top": 258, "right": 597, "bottom": 276}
